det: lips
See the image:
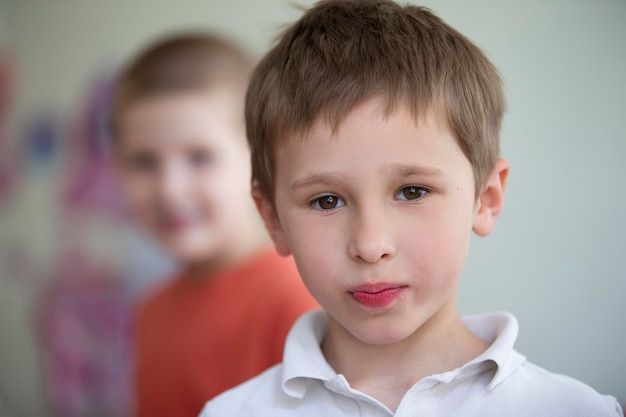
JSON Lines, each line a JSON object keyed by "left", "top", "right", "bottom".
{"left": 159, "top": 213, "right": 198, "bottom": 233}
{"left": 348, "top": 283, "right": 407, "bottom": 309}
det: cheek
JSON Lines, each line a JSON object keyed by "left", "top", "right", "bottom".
{"left": 405, "top": 207, "right": 473, "bottom": 282}
{"left": 196, "top": 167, "right": 254, "bottom": 223}
{"left": 122, "top": 176, "right": 154, "bottom": 213}
{"left": 208, "top": 154, "right": 251, "bottom": 195}
{"left": 285, "top": 220, "right": 342, "bottom": 296}
{"left": 215, "top": 175, "right": 249, "bottom": 205}
{"left": 415, "top": 231, "right": 468, "bottom": 277}
{"left": 291, "top": 252, "right": 335, "bottom": 308}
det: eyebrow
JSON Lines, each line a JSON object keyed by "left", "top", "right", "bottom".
{"left": 382, "top": 163, "right": 445, "bottom": 178}
{"left": 289, "top": 163, "right": 444, "bottom": 191}
{"left": 289, "top": 173, "right": 341, "bottom": 191}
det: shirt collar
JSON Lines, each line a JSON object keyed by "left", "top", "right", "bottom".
{"left": 281, "top": 309, "right": 527, "bottom": 398}
{"left": 282, "top": 309, "right": 334, "bottom": 398}
{"left": 462, "top": 311, "right": 527, "bottom": 389}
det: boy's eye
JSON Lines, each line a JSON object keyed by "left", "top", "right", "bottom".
{"left": 396, "top": 186, "right": 428, "bottom": 201}
{"left": 188, "top": 148, "right": 213, "bottom": 167}
{"left": 311, "top": 195, "right": 345, "bottom": 211}
{"left": 128, "top": 152, "right": 158, "bottom": 173}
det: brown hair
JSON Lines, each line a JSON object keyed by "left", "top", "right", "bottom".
{"left": 246, "top": 0, "right": 505, "bottom": 203}
{"left": 112, "top": 32, "right": 252, "bottom": 138}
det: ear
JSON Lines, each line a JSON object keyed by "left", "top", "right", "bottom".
{"left": 251, "top": 186, "right": 292, "bottom": 256}
{"left": 472, "top": 158, "right": 510, "bottom": 237}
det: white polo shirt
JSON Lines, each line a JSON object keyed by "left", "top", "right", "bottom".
{"left": 200, "top": 310, "right": 622, "bottom": 417}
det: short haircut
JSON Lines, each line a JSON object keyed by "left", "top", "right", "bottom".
{"left": 112, "top": 32, "right": 252, "bottom": 138}
{"left": 246, "top": 0, "right": 505, "bottom": 203}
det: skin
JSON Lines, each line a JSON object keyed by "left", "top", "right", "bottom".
{"left": 254, "top": 97, "right": 509, "bottom": 411}
{"left": 115, "top": 90, "right": 268, "bottom": 277}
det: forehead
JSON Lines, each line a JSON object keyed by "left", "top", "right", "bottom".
{"left": 273, "top": 98, "right": 467, "bottom": 182}
{"left": 118, "top": 90, "right": 244, "bottom": 149}
{"left": 276, "top": 98, "right": 453, "bottom": 158}
{"left": 275, "top": 94, "right": 451, "bottom": 147}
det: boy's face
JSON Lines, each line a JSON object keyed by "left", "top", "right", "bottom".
{"left": 257, "top": 97, "right": 505, "bottom": 347}
{"left": 116, "top": 91, "right": 256, "bottom": 265}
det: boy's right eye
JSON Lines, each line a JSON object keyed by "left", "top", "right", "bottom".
{"left": 128, "top": 153, "right": 158, "bottom": 172}
{"left": 310, "top": 195, "right": 345, "bottom": 211}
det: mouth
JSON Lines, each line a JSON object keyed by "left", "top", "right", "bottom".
{"left": 348, "top": 283, "right": 408, "bottom": 309}
{"left": 158, "top": 213, "right": 199, "bottom": 234}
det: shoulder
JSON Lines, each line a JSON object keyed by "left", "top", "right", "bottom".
{"left": 135, "top": 276, "right": 182, "bottom": 322}
{"left": 252, "top": 251, "right": 299, "bottom": 284}
{"left": 249, "top": 252, "right": 318, "bottom": 308}
{"left": 462, "top": 312, "right": 621, "bottom": 416}
{"left": 200, "top": 311, "right": 332, "bottom": 417}
{"left": 493, "top": 360, "right": 622, "bottom": 416}
{"left": 198, "top": 364, "right": 292, "bottom": 417}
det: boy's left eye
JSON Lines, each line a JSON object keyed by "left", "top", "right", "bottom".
{"left": 188, "top": 149, "right": 213, "bottom": 166}
{"left": 395, "top": 186, "right": 428, "bottom": 201}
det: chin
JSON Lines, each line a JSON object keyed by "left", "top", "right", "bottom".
{"left": 349, "top": 321, "right": 415, "bottom": 346}
{"left": 167, "top": 241, "right": 217, "bottom": 263}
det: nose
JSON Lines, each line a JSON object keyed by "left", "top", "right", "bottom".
{"left": 157, "top": 161, "right": 190, "bottom": 203}
{"left": 347, "top": 205, "right": 396, "bottom": 263}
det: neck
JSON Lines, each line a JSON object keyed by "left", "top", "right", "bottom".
{"left": 321, "top": 300, "right": 487, "bottom": 412}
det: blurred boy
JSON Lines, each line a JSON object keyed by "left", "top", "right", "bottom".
{"left": 111, "top": 33, "right": 318, "bottom": 417}
{"left": 199, "top": 1, "right": 622, "bottom": 416}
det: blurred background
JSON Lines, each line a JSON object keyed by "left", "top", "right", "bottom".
{"left": 0, "top": 0, "right": 624, "bottom": 416}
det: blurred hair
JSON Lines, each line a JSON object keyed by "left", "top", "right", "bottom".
{"left": 112, "top": 32, "right": 252, "bottom": 139}
{"left": 246, "top": 0, "right": 505, "bottom": 203}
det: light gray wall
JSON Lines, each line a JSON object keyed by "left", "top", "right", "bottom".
{"left": 432, "top": 0, "right": 626, "bottom": 402}
{"left": 1, "top": 1, "right": 624, "bottom": 416}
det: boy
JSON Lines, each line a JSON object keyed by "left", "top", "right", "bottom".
{"left": 111, "top": 33, "right": 318, "bottom": 417}
{"left": 199, "top": 1, "right": 623, "bottom": 416}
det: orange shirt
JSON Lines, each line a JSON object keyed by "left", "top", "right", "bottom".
{"left": 134, "top": 249, "right": 318, "bottom": 417}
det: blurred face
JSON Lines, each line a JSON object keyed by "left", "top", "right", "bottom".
{"left": 258, "top": 98, "right": 485, "bottom": 347}
{"left": 116, "top": 91, "right": 257, "bottom": 266}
